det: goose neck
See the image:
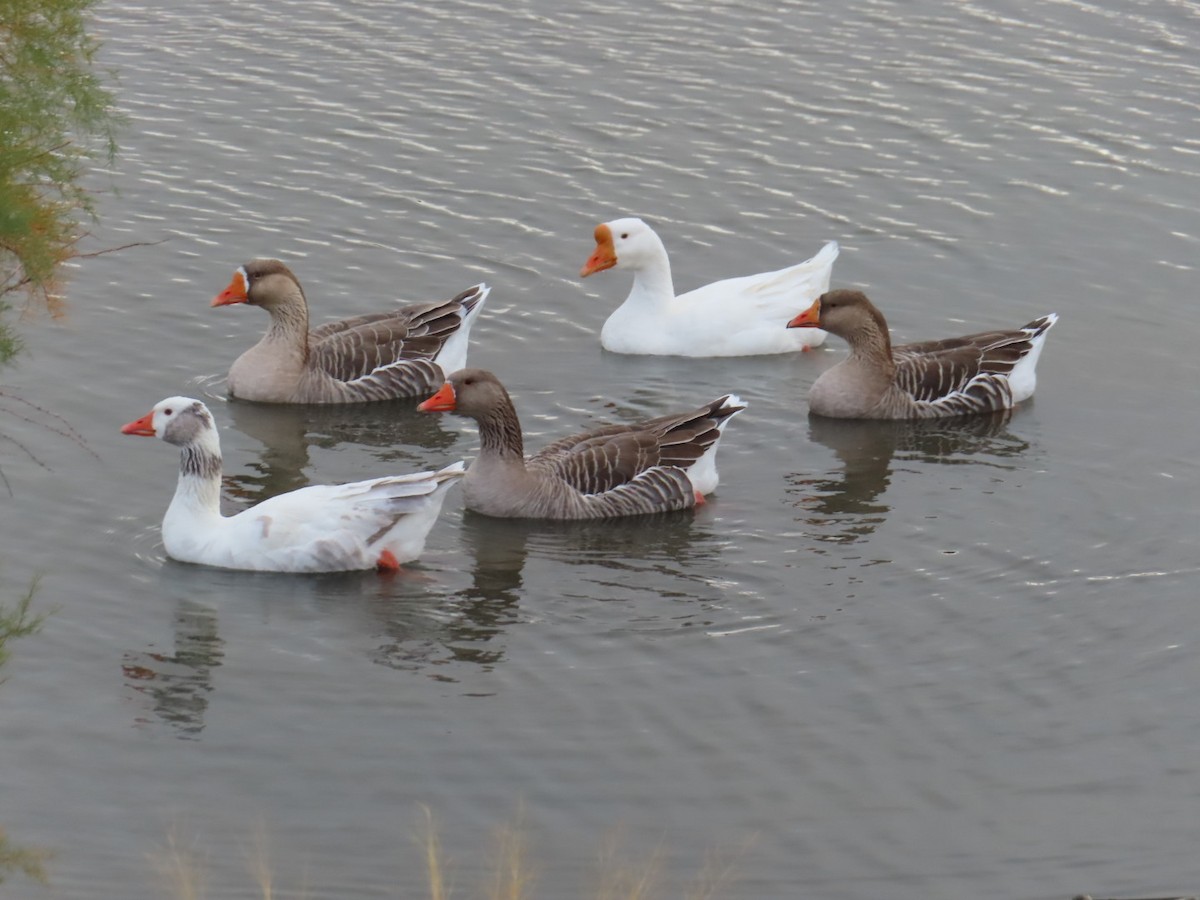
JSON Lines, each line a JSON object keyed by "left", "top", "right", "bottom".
{"left": 475, "top": 404, "right": 525, "bottom": 462}
{"left": 844, "top": 325, "right": 895, "bottom": 374}
{"left": 627, "top": 249, "right": 676, "bottom": 305}
{"left": 168, "top": 443, "right": 224, "bottom": 519}
{"left": 263, "top": 293, "right": 310, "bottom": 348}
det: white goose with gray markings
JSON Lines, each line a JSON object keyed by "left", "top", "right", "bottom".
{"left": 417, "top": 369, "right": 744, "bottom": 519}
{"left": 121, "top": 397, "right": 463, "bottom": 572}
{"left": 213, "top": 259, "right": 488, "bottom": 403}
{"left": 787, "top": 289, "right": 1057, "bottom": 419}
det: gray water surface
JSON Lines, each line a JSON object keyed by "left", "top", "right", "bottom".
{"left": 2, "top": 1, "right": 1199, "bottom": 898}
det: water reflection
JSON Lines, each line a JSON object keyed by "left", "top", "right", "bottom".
{"left": 221, "top": 398, "right": 459, "bottom": 503}
{"left": 457, "top": 505, "right": 730, "bottom": 613}
{"left": 366, "top": 510, "right": 719, "bottom": 675}
{"left": 122, "top": 599, "right": 224, "bottom": 739}
{"left": 789, "top": 411, "right": 1028, "bottom": 544}
{"left": 363, "top": 561, "right": 520, "bottom": 679}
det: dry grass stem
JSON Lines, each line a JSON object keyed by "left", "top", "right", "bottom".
{"left": 594, "top": 831, "right": 664, "bottom": 900}
{"left": 245, "top": 820, "right": 274, "bottom": 900}
{"left": 684, "top": 835, "right": 754, "bottom": 900}
{"left": 486, "top": 812, "right": 536, "bottom": 900}
{"left": 420, "top": 804, "right": 453, "bottom": 900}
{"left": 150, "top": 830, "right": 206, "bottom": 900}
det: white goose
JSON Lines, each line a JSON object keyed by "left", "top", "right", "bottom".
{"left": 121, "top": 397, "right": 464, "bottom": 572}
{"left": 579, "top": 216, "right": 838, "bottom": 356}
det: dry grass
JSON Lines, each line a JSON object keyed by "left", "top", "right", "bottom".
{"left": 149, "top": 830, "right": 206, "bottom": 900}
{"left": 484, "top": 807, "right": 536, "bottom": 900}
{"left": 421, "top": 805, "right": 452, "bottom": 900}
{"left": 153, "top": 810, "right": 746, "bottom": 900}
{"left": 0, "top": 824, "right": 52, "bottom": 886}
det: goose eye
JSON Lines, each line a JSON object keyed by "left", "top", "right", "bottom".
{"left": 620, "top": 233, "right": 629, "bottom": 239}
{"left": 164, "top": 408, "right": 173, "bottom": 416}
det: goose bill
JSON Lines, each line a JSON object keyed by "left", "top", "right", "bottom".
{"left": 786, "top": 298, "right": 822, "bottom": 329}
{"left": 417, "top": 382, "right": 457, "bottom": 412}
{"left": 211, "top": 268, "right": 250, "bottom": 306}
{"left": 120, "top": 411, "right": 156, "bottom": 436}
{"left": 580, "top": 224, "right": 617, "bottom": 277}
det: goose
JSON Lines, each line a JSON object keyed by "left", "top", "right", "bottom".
{"left": 416, "top": 368, "right": 744, "bottom": 519}
{"left": 212, "top": 258, "right": 489, "bottom": 403}
{"left": 579, "top": 216, "right": 838, "bottom": 356}
{"left": 120, "top": 396, "right": 464, "bottom": 572}
{"left": 787, "top": 289, "right": 1058, "bottom": 419}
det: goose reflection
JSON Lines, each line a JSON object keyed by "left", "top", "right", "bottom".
{"left": 790, "top": 410, "right": 1027, "bottom": 543}
{"left": 122, "top": 598, "right": 224, "bottom": 739}
{"left": 364, "top": 548, "right": 519, "bottom": 677}
{"left": 120, "top": 466, "right": 729, "bottom": 719}
{"left": 369, "top": 509, "right": 719, "bottom": 674}
{"left": 121, "top": 546, "right": 517, "bottom": 733}
{"left": 454, "top": 503, "right": 730, "bottom": 617}
{"left": 220, "top": 398, "right": 460, "bottom": 504}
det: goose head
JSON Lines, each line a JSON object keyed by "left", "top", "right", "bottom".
{"left": 787, "top": 289, "right": 888, "bottom": 342}
{"left": 580, "top": 217, "right": 665, "bottom": 277}
{"left": 417, "top": 368, "right": 512, "bottom": 419}
{"left": 211, "top": 259, "right": 305, "bottom": 312}
{"left": 121, "top": 397, "right": 215, "bottom": 447}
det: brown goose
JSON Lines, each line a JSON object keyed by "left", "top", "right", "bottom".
{"left": 416, "top": 368, "right": 745, "bottom": 519}
{"left": 787, "top": 289, "right": 1057, "bottom": 419}
{"left": 212, "top": 259, "right": 489, "bottom": 404}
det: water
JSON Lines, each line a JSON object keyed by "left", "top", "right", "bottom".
{"left": 2, "top": 0, "right": 1199, "bottom": 897}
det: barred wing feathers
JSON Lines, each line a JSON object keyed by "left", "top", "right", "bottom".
{"left": 310, "top": 285, "right": 488, "bottom": 383}
{"left": 528, "top": 395, "right": 744, "bottom": 496}
{"left": 894, "top": 315, "right": 1057, "bottom": 417}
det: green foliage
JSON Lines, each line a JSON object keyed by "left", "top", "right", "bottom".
{"left": 0, "top": 578, "right": 43, "bottom": 673}
{"left": 0, "top": 0, "right": 122, "bottom": 363}
{"left": 0, "top": 583, "right": 49, "bottom": 886}
{"left": 0, "top": 2, "right": 115, "bottom": 884}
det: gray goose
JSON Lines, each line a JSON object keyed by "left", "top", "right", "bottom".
{"left": 787, "top": 289, "right": 1057, "bottom": 419}
{"left": 212, "top": 259, "right": 489, "bottom": 404}
{"left": 417, "top": 368, "right": 745, "bottom": 519}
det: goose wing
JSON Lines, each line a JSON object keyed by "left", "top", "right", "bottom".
{"left": 894, "top": 316, "right": 1056, "bottom": 416}
{"left": 310, "top": 285, "right": 487, "bottom": 383}
{"left": 222, "top": 464, "right": 463, "bottom": 571}
{"left": 680, "top": 241, "right": 839, "bottom": 318}
{"left": 528, "top": 395, "right": 743, "bottom": 495}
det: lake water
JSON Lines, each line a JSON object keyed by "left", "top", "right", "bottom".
{"left": 2, "top": 1, "right": 1199, "bottom": 898}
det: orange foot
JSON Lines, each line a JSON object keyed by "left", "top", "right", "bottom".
{"left": 693, "top": 490, "right": 706, "bottom": 507}
{"left": 376, "top": 549, "right": 401, "bottom": 572}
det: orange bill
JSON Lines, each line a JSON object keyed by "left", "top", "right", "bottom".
{"left": 211, "top": 268, "right": 249, "bottom": 307}
{"left": 786, "top": 297, "right": 822, "bottom": 329}
{"left": 120, "top": 411, "right": 156, "bottom": 436}
{"left": 417, "top": 382, "right": 457, "bottom": 413}
{"left": 580, "top": 223, "right": 617, "bottom": 277}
